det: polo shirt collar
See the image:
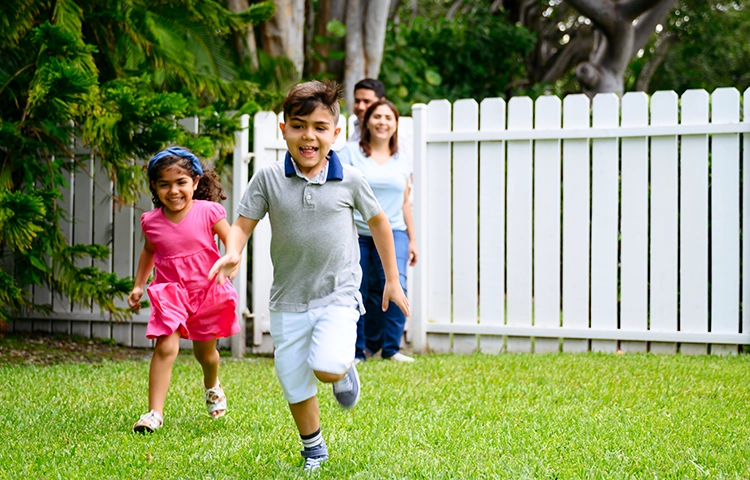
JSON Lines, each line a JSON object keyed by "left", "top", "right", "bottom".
{"left": 284, "top": 150, "right": 344, "bottom": 181}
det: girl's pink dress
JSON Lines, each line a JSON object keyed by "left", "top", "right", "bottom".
{"left": 141, "top": 200, "right": 239, "bottom": 341}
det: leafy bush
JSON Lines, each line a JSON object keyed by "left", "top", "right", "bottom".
{"left": 0, "top": 1, "right": 275, "bottom": 327}
{"left": 381, "top": 9, "right": 535, "bottom": 115}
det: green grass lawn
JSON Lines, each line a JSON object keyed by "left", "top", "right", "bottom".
{"left": 1, "top": 351, "right": 749, "bottom": 479}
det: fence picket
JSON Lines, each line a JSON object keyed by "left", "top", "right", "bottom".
{"left": 452, "top": 99, "right": 479, "bottom": 353}
{"left": 590, "top": 94, "right": 619, "bottom": 353}
{"left": 619, "top": 92, "right": 649, "bottom": 353}
{"left": 679, "top": 90, "right": 710, "bottom": 355}
{"left": 72, "top": 154, "right": 94, "bottom": 321}
{"left": 649, "top": 91, "right": 679, "bottom": 354}
{"left": 506, "top": 97, "right": 533, "bottom": 353}
{"left": 561, "top": 94, "right": 590, "bottom": 353}
{"left": 251, "top": 111, "right": 278, "bottom": 350}
{"left": 478, "top": 98, "right": 506, "bottom": 354}
{"left": 710, "top": 88, "right": 741, "bottom": 355}
{"left": 425, "top": 100, "right": 452, "bottom": 353}
{"left": 533, "top": 95, "right": 562, "bottom": 354}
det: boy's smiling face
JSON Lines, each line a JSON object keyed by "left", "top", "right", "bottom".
{"left": 280, "top": 105, "right": 341, "bottom": 178}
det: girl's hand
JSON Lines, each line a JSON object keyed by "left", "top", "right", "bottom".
{"left": 382, "top": 280, "right": 410, "bottom": 317}
{"left": 128, "top": 287, "right": 144, "bottom": 311}
{"left": 408, "top": 240, "right": 419, "bottom": 266}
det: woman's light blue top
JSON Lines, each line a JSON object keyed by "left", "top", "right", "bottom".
{"left": 338, "top": 143, "right": 410, "bottom": 236}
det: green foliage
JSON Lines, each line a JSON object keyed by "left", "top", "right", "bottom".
{"left": 641, "top": 1, "right": 750, "bottom": 93}
{"left": 381, "top": 9, "right": 535, "bottom": 114}
{"left": 0, "top": 1, "right": 274, "bottom": 326}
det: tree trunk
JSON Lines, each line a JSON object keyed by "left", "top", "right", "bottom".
{"left": 343, "top": 0, "right": 390, "bottom": 113}
{"left": 326, "top": 0, "right": 347, "bottom": 78}
{"left": 303, "top": 0, "right": 315, "bottom": 77}
{"left": 363, "top": 1, "right": 390, "bottom": 78}
{"left": 261, "top": 0, "right": 305, "bottom": 79}
{"left": 311, "top": 0, "right": 332, "bottom": 76}
{"left": 227, "top": 0, "right": 259, "bottom": 70}
{"left": 567, "top": 0, "right": 675, "bottom": 97}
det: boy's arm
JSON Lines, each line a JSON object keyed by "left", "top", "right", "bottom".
{"left": 367, "top": 211, "right": 410, "bottom": 316}
{"left": 208, "top": 215, "right": 259, "bottom": 285}
{"left": 128, "top": 238, "right": 156, "bottom": 311}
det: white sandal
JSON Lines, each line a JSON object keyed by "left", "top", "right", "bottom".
{"left": 133, "top": 410, "right": 163, "bottom": 433}
{"left": 205, "top": 383, "right": 227, "bottom": 418}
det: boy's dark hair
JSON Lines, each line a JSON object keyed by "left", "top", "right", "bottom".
{"left": 354, "top": 78, "right": 385, "bottom": 99}
{"left": 283, "top": 80, "right": 343, "bottom": 123}
{"left": 147, "top": 150, "right": 227, "bottom": 207}
{"left": 360, "top": 99, "right": 399, "bottom": 157}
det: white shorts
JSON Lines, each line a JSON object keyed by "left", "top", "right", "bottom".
{"left": 270, "top": 304, "right": 358, "bottom": 404}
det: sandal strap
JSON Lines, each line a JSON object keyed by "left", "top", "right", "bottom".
{"left": 205, "top": 383, "right": 227, "bottom": 414}
{"left": 135, "top": 410, "right": 163, "bottom": 429}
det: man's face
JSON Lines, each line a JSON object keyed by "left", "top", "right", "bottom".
{"left": 353, "top": 88, "right": 380, "bottom": 122}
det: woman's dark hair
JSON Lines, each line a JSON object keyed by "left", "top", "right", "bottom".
{"left": 359, "top": 99, "right": 399, "bottom": 157}
{"left": 147, "top": 152, "right": 227, "bottom": 208}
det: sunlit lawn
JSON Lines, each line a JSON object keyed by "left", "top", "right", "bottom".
{"left": 1, "top": 350, "right": 749, "bottom": 478}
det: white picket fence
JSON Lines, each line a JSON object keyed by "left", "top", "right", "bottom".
{"left": 11, "top": 88, "right": 750, "bottom": 356}
{"left": 409, "top": 88, "right": 750, "bottom": 355}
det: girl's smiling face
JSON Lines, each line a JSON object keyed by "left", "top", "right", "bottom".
{"left": 152, "top": 165, "right": 199, "bottom": 215}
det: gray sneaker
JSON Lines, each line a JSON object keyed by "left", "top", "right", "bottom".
{"left": 332, "top": 365, "right": 360, "bottom": 409}
{"left": 301, "top": 440, "right": 328, "bottom": 471}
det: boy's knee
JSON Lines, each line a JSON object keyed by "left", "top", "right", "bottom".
{"left": 314, "top": 370, "right": 345, "bottom": 383}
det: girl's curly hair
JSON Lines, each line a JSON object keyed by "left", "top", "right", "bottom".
{"left": 147, "top": 153, "right": 227, "bottom": 208}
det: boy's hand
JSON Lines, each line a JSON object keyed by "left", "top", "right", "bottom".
{"left": 382, "top": 280, "right": 410, "bottom": 317}
{"left": 209, "top": 253, "right": 241, "bottom": 285}
{"left": 128, "top": 287, "right": 143, "bottom": 311}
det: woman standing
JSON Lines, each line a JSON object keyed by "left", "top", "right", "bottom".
{"left": 339, "top": 99, "right": 418, "bottom": 363}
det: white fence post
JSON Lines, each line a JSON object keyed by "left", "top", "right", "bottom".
{"left": 533, "top": 95, "right": 562, "bottom": 354}
{"left": 411, "top": 104, "right": 428, "bottom": 354}
{"left": 711, "top": 88, "right": 741, "bottom": 355}
{"left": 231, "top": 114, "right": 250, "bottom": 357}
{"left": 590, "top": 93, "right": 619, "bottom": 354}
{"left": 251, "top": 111, "right": 278, "bottom": 352}
{"left": 425, "top": 100, "right": 452, "bottom": 353}
{"left": 478, "top": 98, "right": 506, "bottom": 354}
{"left": 506, "top": 96, "right": 533, "bottom": 353}
{"left": 649, "top": 91, "right": 679, "bottom": 354}
{"left": 561, "top": 94, "right": 590, "bottom": 353}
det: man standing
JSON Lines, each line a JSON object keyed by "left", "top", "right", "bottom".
{"left": 348, "top": 78, "right": 386, "bottom": 143}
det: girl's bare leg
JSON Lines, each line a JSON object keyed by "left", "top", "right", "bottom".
{"left": 193, "top": 339, "right": 220, "bottom": 388}
{"left": 193, "top": 339, "right": 222, "bottom": 417}
{"left": 148, "top": 331, "right": 181, "bottom": 415}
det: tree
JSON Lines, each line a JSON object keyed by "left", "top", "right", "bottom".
{"left": 503, "top": 0, "right": 675, "bottom": 97}
{"left": 342, "top": 0, "right": 391, "bottom": 110}
{"left": 381, "top": 4, "right": 534, "bottom": 114}
{"left": 637, "top": 0, "right": 750, "bottom": 93}
{"left": 0, "top": 0, "right": 274, "bottom": 328}
{"left": 252, "top": 0, "right": 391, "bottom": 113}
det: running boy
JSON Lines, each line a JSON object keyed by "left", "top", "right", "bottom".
{"left": 209, "top": 80, "right": 409, "bottom": 471}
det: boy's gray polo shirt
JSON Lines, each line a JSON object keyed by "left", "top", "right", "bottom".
{"left": 237, "top": 150, "right": 382, "bottom": 313}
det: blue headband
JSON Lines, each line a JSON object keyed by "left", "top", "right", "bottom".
{"left": 147, "top": 147, "right": 204, "bottom": 176}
